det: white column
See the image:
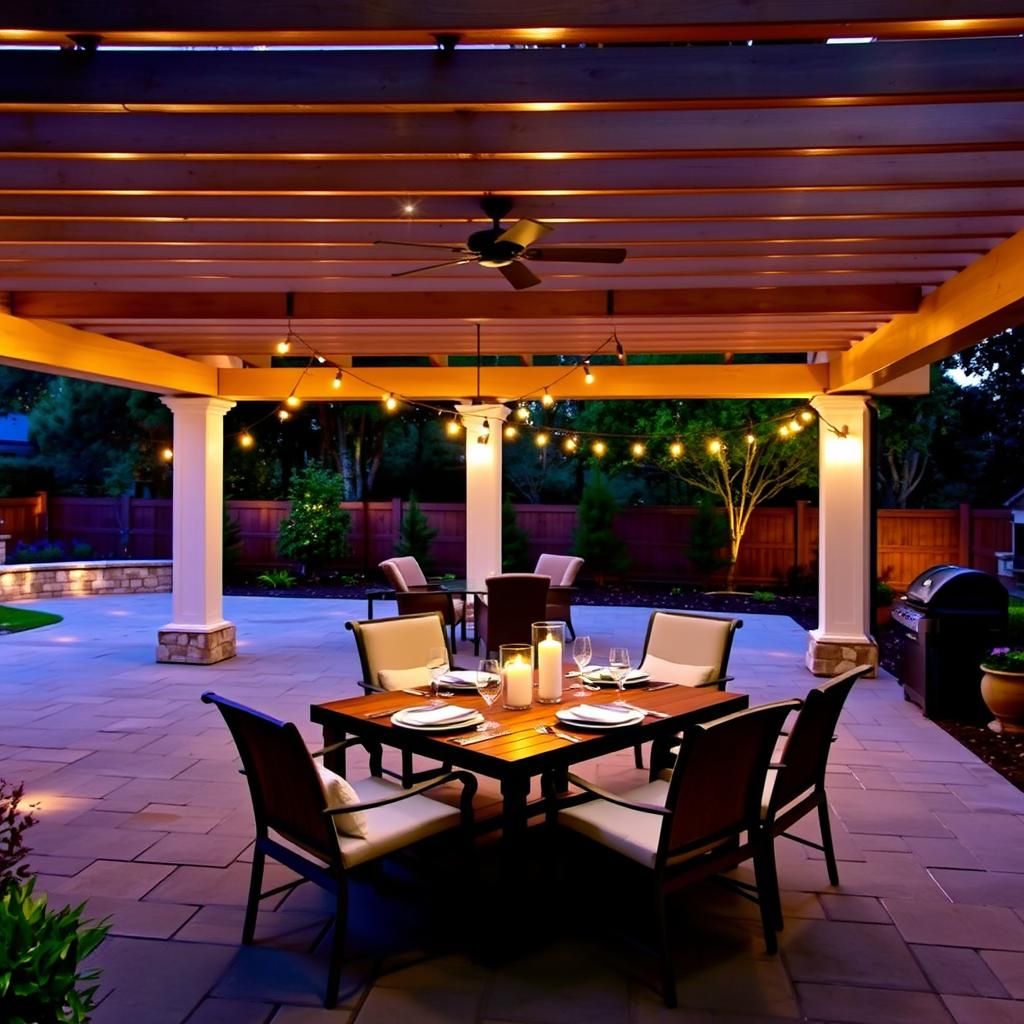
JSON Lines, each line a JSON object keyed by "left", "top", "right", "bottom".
{"left": 157, "top": 397, "right": 237, "bottom": 664}
{"left": 806, "top": 394, "right": 878, "bottom": 676}
{"left": 456, "top": 403, "right": 511, "bottom": 583}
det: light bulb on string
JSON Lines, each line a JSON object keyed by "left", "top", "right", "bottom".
{"left": 541, "top": 389, "right": 554, "bottom": 408}
{"left": 332, "top": 370, "right": 343, "bottom": 390}
{"left": 285, "top": 395, "right": 301, "bottom": 409}
{"left": 800, "top": 409, "right": 815, "bottom": 423}
{"left": 504, "top": 425, "right": 518, "bottom": 440}
{"left": 515, "top": 405, "right": 530, "bottom": 422}
{"left": 789, "top": 418, "right": 802, "bottom": 432}
{"left": 445, "top": 418, "right": 461, "bottom": 437}
{"left": 277, "top": 408, "right": 290, "bottom": 422}
{"left": 631, "top": 441, "right": 645, "bottom": 458}
{"left": 778, "top": 425, "right": 791, "bottom": 439}
{"left": 707, "top": 439, "right": 723, "bottom": 455}
{"left": 563, "top": 436, "right": 577, "bottom": 453}
{"left": 315, "top": 354, "right": 326, "bottom": 365}
{"left": 383, "top": 393, "right": 398, "bottom": 412}
{"left": 535, "top": 432, "right": 549, "bottom": 447}
{"left": 239, "top": 432, "right": 254, "bottom": 449}
{"left": 160, "top": 447, "right": 173, "bottom": 462}
{"left": 583, "top": 361, "right": 594, "bottom": 385}
{"left": 592, "top": 440, "right": 607, "bottom": 457}
{"left": 276, "top": 338, "right": 291, "bottom": 355}
{"left": 615, "top": 337, "right": 625, "bottom": 362}
{"left": 669, "top": 441, "right": 684, "bottom": 459}
{"left": 477, "top": 419, "right": 491, "bottom": 445}
{"left": 745, "top": 433, "right": 756, "bottom": 446}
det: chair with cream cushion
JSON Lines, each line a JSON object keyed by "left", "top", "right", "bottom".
{"left": 346, "top": 611, "right": 454, "bottom": 786}
{"left": 379, "top": 557, "right": 465, "bottom": 653}
{"left": 200, "top": 691, "right": 477, "bottom": 1009}
{"left": 639, "top": 610, "right": 742, "bottom": 772}
{"left": 552, "top": 698, "right": 798, "bottom": 1007}
{"left": 534, "top": 553, "right": 584, "bottom": 639}
{"left": 476, "top": 573, "right": 550, "bottom": 657}
{"left": 762, "top": 664, "right": 872, "bottom": 929}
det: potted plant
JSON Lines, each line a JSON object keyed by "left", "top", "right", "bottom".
{"left": 875, "top": 579, "right": 895, "bottom": 627}
{"left": 979, "top": 647, "right": 1024, "bottom": 734}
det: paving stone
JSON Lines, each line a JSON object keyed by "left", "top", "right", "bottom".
{"left": 935, "top": 812, "right": 1024, "bottom": 873}
{"left": 980, "top": 951, "right": 1024, "bottom": 999}
{"left": 818, "top": 894, "right": 891, "bottom": 924}
{"left": 136, "top": 831, "right": 252, "bottom": 867}
{"left": 183, "top": 997, "right": 275, "bottom": 1024}
{"left": 49, "top": 894, "right": 199, "bottom": 939}
{"left": 795, "top": 982, "right": 953, "bottom": 1023}
{"left": 941, "top": 994, "right": 1024, "bottom": 1024}
{"left": 174, "top": 904, "right": 328, "bottom": 950}
{"left": 911, "top": 944, "right": 1010, "bottom": 997}
{"left": 932, "top": 868, "right": 1024, "bottom": 909}
{"left": 903, "top": 837, "right": 982, "bottom": 869}
{"left": 884, "top": 898, "right": 1024, "bottom": 951}
{"left": 39, "top": 858, "right": 175, "bottom": 900}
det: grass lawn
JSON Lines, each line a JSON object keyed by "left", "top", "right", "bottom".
{"left": 0, "top": 605, "right": 63, "bottom": 634}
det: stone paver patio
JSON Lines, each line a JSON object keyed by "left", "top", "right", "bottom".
{"left": 2, "top": 594, "right": 1024, "bottom": 1023}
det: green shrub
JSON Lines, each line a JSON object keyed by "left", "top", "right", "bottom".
{"left": 69, "top": 543, "right": 93, "bottom": 561}
{"left": 875, "top": 579, "right": 895, "bottom": 608}
{"left": 751, "top": 590, "right": 777, "bottom": 603}
{"left": 0, "top": 877, "right": 110, "bottom": 1024}
{"left": 501, "top": 496, "right": 531, "bottom": 572}
{"left": 688, "top": 496, "right": 730, "bottom": 580}
{"left": 1, "top": 779, "right": 37, "bottom": 893}
{"left": 257, "top": 569, "right": 296, "bottom": 589}
{"left": 572, "top": 469, "right": 629, "bottom": 583}
{"left": 395, "top": 492, "right": 437, "bottom": 572}
{"left": 277, "top": 465, "right": 351, "bottom": 578}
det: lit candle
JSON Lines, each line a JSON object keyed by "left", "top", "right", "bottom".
{"left": 537, "top": 631, "right": 562, "bottom": 703}
{"left": 503, "top": 654, "right": 533, "bottom": 709}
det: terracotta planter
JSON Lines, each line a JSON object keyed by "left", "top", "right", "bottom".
{"left": 875, "top": 606, "right": 892, "bottom": 628}
{"left": 980, "top": 667, "right": 1024, "bottom": 734}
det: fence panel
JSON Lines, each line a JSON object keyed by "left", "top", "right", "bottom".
{"left": 49, "top": 497, "right": 125, "bottom": 558}
{"left": 971, "top": 508, "right": 1013, "bottom": 576}
{"left": 877, "top": 510, "right": 960, "bottom": 589}
{"left": 0, "top": 494, "right": 46, "bottom": 549}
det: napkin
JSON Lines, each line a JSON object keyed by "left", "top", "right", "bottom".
{"left": 563, "top": 703, "right": 635, "bottom": 724}
{"left": 585, "top": 667, "right": 644, "bottom": 682}
{"left": 398, "top": 704, "right": 475, "bottom": 725}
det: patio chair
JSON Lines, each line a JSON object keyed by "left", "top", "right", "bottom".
{"left": 762, "top": 664, "right": 872, "bottom": 930}
{"left": 346, "top": 611, "right": 455, "bottom": 786}
{"left": 550, "top": 698, "right": 799, "bottom": 1007}
{"left": 476, "top": 573, "right": 550, "bottom": 657}
{"left": 638, "top": 610, "right": 743, "bottom": 772}
{"left": 379, "top": 557, "right": 465, "bottom": 652}
{"left": 534, "top": 553, "right": 584, "bottom": 639}
{"left": 200, "top": 692, "right": 477, "bottom": 1009}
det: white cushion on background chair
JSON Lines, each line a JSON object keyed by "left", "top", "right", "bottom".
{"left": 316, "top": 765, "right": 369, "bottom": 839}
{"left": 639, "top": 655, "right": 716, "bottom": 687}
{"left": 377, "top": 666, "right": 434, "bottom": 691}
{"left": 559, "top": 780, "right": 669, "bottom": 867}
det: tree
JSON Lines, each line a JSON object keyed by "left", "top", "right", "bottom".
{"left": 572, "top": 469, "right": 629, "bottom": 583}
{"left": 277, "top": 464, "right": 350, "bottom": 577}
{"left": 395, "top": 491, "right": 437, "bottom": 571}
{"left": 688, "top": 494, "right": 731, "bottom": 583}
{"left": 502, "top": 495, "right": 532, "bottom": 571}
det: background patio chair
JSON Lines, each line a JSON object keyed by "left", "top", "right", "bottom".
{"left": 379, "top": 557, "right": 465, "bottom": 652}
{"left": 476, "top": 573, "right": 550, "bottom": 657}
{"left": 534, "top": 553, "right": 584, "bottom": 639}
{"left": 762, "top": 664, "right": 873, "bottom": 930}
{"left": 201, "top": 691, "right": 477, "bottom": 1008}
{"left": 550, "top": 698, "right": 799, "bottom": 1007}
{"left": 638, "top": 610, "right": 743, "bottom": 772}
{"left": 346, "top": 611, "right": 455, "bottom": 785}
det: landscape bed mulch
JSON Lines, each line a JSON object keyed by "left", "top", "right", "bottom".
{"left": 227, "top": 580, "right": 1022, "bottom": 792}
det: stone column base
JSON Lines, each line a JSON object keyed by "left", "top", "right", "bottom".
{"left": 157, "top": 624, "right": 237, "bottom": 664}
{"left": 805, "top": 635, "right": 878, "bottom": 678}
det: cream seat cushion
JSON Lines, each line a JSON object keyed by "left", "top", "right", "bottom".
{"left": 316, "top": 765, "right": 369, "bottom": 839}
{"left": 639, "top": 655, "right": 716, "bottom": 687}
{"left": 377, "top": 665, "right": 434, "bottom": 691}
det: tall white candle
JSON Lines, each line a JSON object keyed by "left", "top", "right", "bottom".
{"left": 504, "top": 655, "right": 533, "bottom": 708}
{"left": 537, "top": 631, "right": 562, "bottom": 702}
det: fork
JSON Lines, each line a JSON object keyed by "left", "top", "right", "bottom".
{"left": 611, "top": 700, "right": 669, "bottom": 719}
{"left": 536, "top": 724, "right": 581, "bottom": 743}
{"left": 364, "top": 700, "right": 444, "bottom": 719}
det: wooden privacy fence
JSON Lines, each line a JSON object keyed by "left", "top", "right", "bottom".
{"left": 0, "top": 495, "right": 1011, "bottom": 591}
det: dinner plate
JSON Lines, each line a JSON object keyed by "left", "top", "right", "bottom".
{"left": 555, "top": 706, "right": 645, "bottom": 730}
{"left": 440, "top": 670, "right": 497, "bottom": 691}
{"left": 391, "top": 708, "right": 484, "bottom": 731}
{"left": 583, "top": 667, "right": 651, "bottom": 687}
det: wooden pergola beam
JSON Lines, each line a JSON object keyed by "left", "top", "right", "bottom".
{"left": 218, "top": 363, "right": 831, "bottom": 402}
{"left": 11, "top": 285, "right": 921, "bottom": 321}
{"left": 3, "top": 1, "right": 1023, "bottom": 45}
{"left": 0, "top": 313, "right": 217, "bottom": 394}
{"left": 829, "top": 228, "right": 1024, "bottom": 391}
{"left": 4, "top": 41, "right": 1023, "bottom": 112}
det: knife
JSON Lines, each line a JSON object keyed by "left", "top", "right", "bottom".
{"left": 613, "top": 702, "right": 670, "bottom": 719}
{"left": 449, "top": 729, "right": 512, "bottom": 745}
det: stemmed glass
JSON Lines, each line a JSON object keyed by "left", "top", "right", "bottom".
{"left": 426, "top": 645, "right": 449, "bottom": 698}
{"left": 608, "top": 646, "right": 632, "bottom": 691}
{"left": 474, "top": 659, "right": 502, "bottom": 731}
{"left": 571, "top": 635, "right": 593, "bottom": 695}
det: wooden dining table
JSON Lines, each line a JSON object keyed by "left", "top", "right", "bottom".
{"left": 310, "top": 682, "right": 748, "bottom": 854}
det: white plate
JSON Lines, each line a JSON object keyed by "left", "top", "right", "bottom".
{"left": 583, "top": 668, "right": 651, "bottom": 687}
{"left": 440, "top": 670, "right": 497, "bottom": 690}
{"left": 391, "top": 708, "right": 484, "bottom": 732}
{"left": 555, "top": 706, "right": 645, "bottom": 730}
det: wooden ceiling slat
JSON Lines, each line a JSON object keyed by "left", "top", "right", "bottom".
{"left": 3, "top": 1, "right": 1024, "bottom": 45}
{"left": 4, "top": 42, "right": 1024, "bottom": 112}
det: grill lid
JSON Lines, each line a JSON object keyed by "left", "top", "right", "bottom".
{"left": 903, "top": 564, "right": 1008, "bottom": 611}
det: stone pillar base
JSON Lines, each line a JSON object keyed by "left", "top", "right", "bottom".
{"left": 157, "top": 624, "right": 237, "bottom": 664}
{"left": 805, "top": 635, "right": 878, "bottom": 678}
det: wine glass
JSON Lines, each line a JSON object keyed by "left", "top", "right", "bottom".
{"left": 608, "top": 646, "right": 632, "bottom": 691}
{"left": 426, "top": 645, "right": 449, "bottom": 698}
{"left": 571, "top": 635, "right": 593, "bottom": 695}
{"left": 475, "top": 659, "right": 503, "bottom": 731}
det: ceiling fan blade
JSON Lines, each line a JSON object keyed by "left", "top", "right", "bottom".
{"left": 525, "top": 247, "right": 627, "bottom": 264}
{"left": 494, "top": 218, "right": 553, "bottom": 250}
{"left": 498, "top": 261, "right": 542, "bottom": 290}
{"left": 390, "top": 258, "right": 479, "bottom": 279}
{"left": 374, "top": 239, "right": 470, "bottom": 253}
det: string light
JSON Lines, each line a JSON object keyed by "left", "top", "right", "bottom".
{"left": 276, "top": 338, "right": 291, "bottom": 355}
{"left": 631, "top": 441, "right": 645, "bottom": 458}
{"left": 477, "top": 418, "right": 491, "bottom": 445}
{"left": 515, "top": 405, "right": 530, "bottom": 422}
{"left": 332, "top": 370, "right": 343, "bottom": 390}
{"left": 315, "top": 354, "right": 326, "bottom": 365}
{"left": 277, "top": 408, "right": 290, "bottom": 421}
{"left": 615, "top": 337, "right": 625, "bottom": 362}
{"left": 541, "top": 389, "right": 554, "bottom": 408}
{"left": 239, "top": 432, "right": 254, "bottom": 449}
{"left": 669, "top": 441, "right": 684, "bottom": 458}
{"left": 788, "top": 418, "right": 802, "bottom": 432}
{"left": 778, "top": 425, "right": 790, "bottom": 438}
{"left": 592, "top": 440, "right": 607, "bottom": 457}
{"left": 800, "top": 409, "right": 815, "bottom": 423}
{"left": 446, "top": 418, "right": 462, "bottom": 437}
{"left": 504, "top": 425, "right": 518, "bottom": 440}
{"left": 745, "top": 433, "right": 756, "bottom": 445}
{"left": 160, "top": 447, "right": 173, "bottom": 461}
{"left": 563, "top": 436, "right": 578, "bottom": 452}
{"left": 583, "top": 361, "right": 594, "bottom": 385}
{"left": 535, "top": 431, "right": 549, "bottom": 447}
{"left": 707, "top": 439, "right": 723, "bottom": 455}
{"left": 383, "top": 393, "right": 398, "bottom": 412}
{"left": 285, "top": 395, "right": 302, "bottom": 409}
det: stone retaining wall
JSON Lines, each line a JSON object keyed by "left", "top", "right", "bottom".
{"left": 0, "top": 560, "right": 172, "bottom": 601}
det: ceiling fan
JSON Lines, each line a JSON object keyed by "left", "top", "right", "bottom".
{"left": 373, "top": 196, "right": 627, "bottom": 290}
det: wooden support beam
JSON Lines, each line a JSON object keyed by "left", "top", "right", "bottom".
{"left": 217, "top": 363, "right": 831, "bottom": 402}
{"left": 3, "top": 2, "right": 1023, "bottom": 45}
{"left": 3, "top": 42, "right": 1023, "bottom": 112}
{"left": 829, "top": 228, "right": 1024, "bottom": 391}
{"left": 0, "top": 313, "right": 217, "bottom": 394}
{"left": 11, "top": 285, "right": 921, "bottom": 320}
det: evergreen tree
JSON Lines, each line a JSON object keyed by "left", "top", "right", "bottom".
{"left": 572, "top": 469, "right": 629, "bottom": 583}
{"left": 277, "top": 464, "right": 350, "bottom": 577}
{"left": 502, "top": 495, "right": 531, "bottom": 571}
{"left": 395, "top": 492, "right": 437, "bottom": 572}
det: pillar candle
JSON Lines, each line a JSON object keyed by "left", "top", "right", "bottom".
{"left": 537, "top": 632, "right": 563, "bottom": 702}
{"left": 504, "top": 655, "right": 533, "bottom": 708}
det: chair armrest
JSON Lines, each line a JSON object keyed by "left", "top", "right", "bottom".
{"left": 564, "top": 773, "right": 671, "bottom": 817}
{"left": 324, "top": 769, "right": 478, "bottom": 817}
{"left": 768, "top": 761, "right": 787, "bottom": 770}
{"left": 310, "top": 736, "right": 375, "bottom": 759}
{"left": 693, "top": 674, "right": 734, "bottom": 689}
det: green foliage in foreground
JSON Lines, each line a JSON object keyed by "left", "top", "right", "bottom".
{"left": 257, "top": 569, "right": 297, "bottom": 589}
{"left": 0, "top": 607, "right": 63, "bottom": 634}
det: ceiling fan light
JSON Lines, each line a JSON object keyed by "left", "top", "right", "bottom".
{"left": 478, "top": 256, "right": 515, "bottom": 269}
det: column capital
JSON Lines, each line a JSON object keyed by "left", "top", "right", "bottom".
{"left": 454, "top": 402, "right": 512, "bottom": 423}
{"left": 160, "top": 396, "right": 236, "bottom": 416}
